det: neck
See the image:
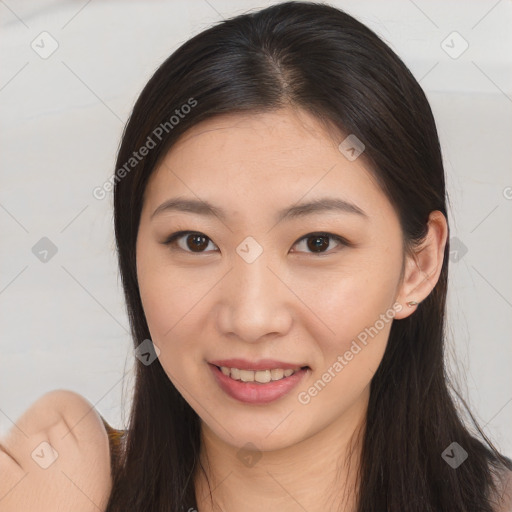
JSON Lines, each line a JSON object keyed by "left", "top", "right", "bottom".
{"left": 193, "top": 390, "right": 368, "bottom": 512}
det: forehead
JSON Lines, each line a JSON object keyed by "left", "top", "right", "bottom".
{"left": 143, "top": 108, "right": 392, "bottom": 222}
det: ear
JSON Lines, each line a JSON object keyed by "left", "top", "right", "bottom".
{"left": 393, "top": 210, "right": 448, "bottom": 320}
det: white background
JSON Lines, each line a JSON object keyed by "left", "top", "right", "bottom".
{"left": 1, "top": 0, "right": 511, "bottom": 459}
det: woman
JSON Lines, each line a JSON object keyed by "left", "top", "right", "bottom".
{"left": 2, "top": 2, "right": 511, "bottom": 511}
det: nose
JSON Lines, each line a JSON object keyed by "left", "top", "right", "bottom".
{"left": 216, "top": 255, "right": 293, "bottom": 344}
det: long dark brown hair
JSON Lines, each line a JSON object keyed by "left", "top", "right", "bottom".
{"left": 106, "top": 2, "right": 512, "bottom": 510}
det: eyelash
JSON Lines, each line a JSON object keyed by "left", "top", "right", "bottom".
{"left": 162, "top": 230, "right": 350, "bottom": 256}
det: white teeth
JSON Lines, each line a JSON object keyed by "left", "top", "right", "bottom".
{"left": 270, "top": 368, "right": 284, "bottom": 380}
{"left": 218, "top": 366, "right": 303, "bottom": 382}
{"left": 239, "top": 369, "right": 254, "bottom": 382}
{"left": 254, "top": 370, "right": 271, "bottom": 383}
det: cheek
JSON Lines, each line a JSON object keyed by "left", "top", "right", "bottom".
{"left": 298, "top": 251, "right": 400, "bottom": 386}
{"left": 139, "top": 276, "right": 214, "bottom": 345}
{"left": 136, "top": 255, "right": 211, "bottom": 384}
{"left": 296, "top": 279, "right": 395, "bottom": 423}
{"left": 312, "top": 285, "right": 393, "bottom": 378}
{"left": 136, "top": 242, "right": 195, "bottom": 342}
{"left": 296, "top": 257, "right": 400, "bottom": 340}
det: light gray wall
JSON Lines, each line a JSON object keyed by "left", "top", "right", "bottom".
{"left": 1, "top": 0, "right": 511, "bottom": 459}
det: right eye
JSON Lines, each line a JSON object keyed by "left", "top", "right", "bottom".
{"left": 162, "top": 231, "right": 219, "bottom": 254}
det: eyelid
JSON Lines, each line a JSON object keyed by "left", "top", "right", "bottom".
{"left": 162, "top": 230, "right": 350, "bottom": 254}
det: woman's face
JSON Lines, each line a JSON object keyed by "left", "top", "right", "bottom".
{"left": 136, "top": 107, "right": 414, "bottom": 451}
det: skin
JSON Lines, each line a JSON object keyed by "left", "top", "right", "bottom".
{"left": 135, "top": 106, "right": 448, "bottom": 512}
{"left": 0, "top": 390, "right": 112, "bottom": 512}
{"left": 2, "top": 107, "right": 510, "bottom": 511}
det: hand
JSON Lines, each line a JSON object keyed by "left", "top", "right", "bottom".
{"left": 0, "top": 390, "right": 112, "bottom": 512}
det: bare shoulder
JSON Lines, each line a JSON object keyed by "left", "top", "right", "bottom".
{"left": 494, "top": 466, "right": 512, "bottom": 512}
{"left": 0, "top": 389, "right": 112, "bottom": 512}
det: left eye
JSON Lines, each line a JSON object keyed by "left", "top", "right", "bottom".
{"left": 291, "top": 233, "right": 347, "bottom": 254}
{"left": 162, "top": 231, "right": 348, "bottom": 255}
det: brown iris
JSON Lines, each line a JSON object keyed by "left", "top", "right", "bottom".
{"left": 186, "top": 233, "right": 210, "bottom": 252}
{"left": 306, "top": 235, "right": 330, "bottom": 253}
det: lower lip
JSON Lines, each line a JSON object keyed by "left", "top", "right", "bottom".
{"left": 208, "top": 363, "right": 309, "bottom": 404}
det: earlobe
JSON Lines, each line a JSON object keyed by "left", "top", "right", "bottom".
{"left": 394, "top": 210, "right": 448, "bottom": 320}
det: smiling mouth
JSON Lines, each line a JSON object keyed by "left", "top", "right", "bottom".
{"left": 213, "top": 364, "right": 310, "bottom": 384}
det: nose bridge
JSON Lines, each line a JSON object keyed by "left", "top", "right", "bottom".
{"left": 217, "top": 244, "right": 291, "bottom": 342}
{"left": 235, "top": 248, "right": 273, "bottom": 297}
{"left": 232, "top": 232, "right": 276, "bottom": 294}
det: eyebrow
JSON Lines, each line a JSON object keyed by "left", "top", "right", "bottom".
{"left": 150, "top": 196, "right": 368, "bottom": 223}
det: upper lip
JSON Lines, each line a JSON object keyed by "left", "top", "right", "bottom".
{"left": 209, "top": 358, "right": 309, "bottom": 371}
